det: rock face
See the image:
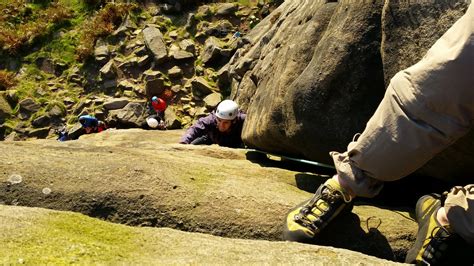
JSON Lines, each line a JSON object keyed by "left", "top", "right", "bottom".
{"left": 380, "top": 0, "right": 469, "bottom": 84}
{"left": 224, "top": 0, "right": 470, "bottom": 180}
{"left": 107, "top": 102, "right": 147, "bottom": 128}
{"left": 225, "top": 0, "right": 386, "bottom": 163}
{"left": 0, "top": 129, "right": 418, "bottom": 262}
{"left": 0, "top": 205, "right": 403, "bottom": 264}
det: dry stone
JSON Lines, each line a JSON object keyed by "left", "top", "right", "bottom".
{"left": 381, "top": 1, "right": 469, "bottom": 84}
{"left": 94, "top": 44, "right": 109, "bottom": 64}
{"left": 216, "top": 3, "right": 238, "bottom": 16}
{"left": 100, "top": 60, "right": 116, "bottom": 79}
{"left": 168, "top": 66, "right": 183, "bottom": 79}
{"left": 191, "top": 77, "right": 214, "bottom": 97}
{"left": 103, "top": 98, "right": 130, "bottom": 110}
{"left": 19, "top": 98, "right": 41, "bottom": 113}
{"left": 0, "top": 204, "right": 404, "bottom": 265}
{"left": 145, "top": 78, "right": 166, "bottom": 98}
{"left": 164, "top": 106, "right": 182, "bottom": 129}
{"left": 31, "top": 115, "right": 50, "bottom": 128}
{"left": 143, "top": 26, "right": 168, "bottom": 64}
{"left": 107, "top": 102, "right": 147, "bottom": 128}
{"left": 28, "top": 127, "right": 49, "bottom": 138}
{"left": 179, "top": 39, "right": 196, "bottom": 54}
{"left": 170, "top": 50, "right": 194, "bottom": 60}
{"left": 0, "top": 130, "right": 423, "bottom": 262}
{"left": 225, "top": 0, "right": 468, "bottom": 171}
{"left": 203, "top": 92, "right": 222, "bottom": 109}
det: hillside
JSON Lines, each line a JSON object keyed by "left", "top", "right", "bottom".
{"left": 0, "top": 0, "right": 280, "bottom": 140}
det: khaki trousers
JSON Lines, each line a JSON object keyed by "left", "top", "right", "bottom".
{"left": 330, "top": 2, "right": 474, "bottom": 244}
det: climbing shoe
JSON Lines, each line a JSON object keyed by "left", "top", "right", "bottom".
{"left": 405, "top": 194, "right": 473, "bottom": 265}
{"left": 283, "top": 178, "right": 353, "bottom": 243}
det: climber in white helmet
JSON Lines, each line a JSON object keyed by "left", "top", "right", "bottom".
{"left": 180, "top": 99, "right": 246, "bottom": 148}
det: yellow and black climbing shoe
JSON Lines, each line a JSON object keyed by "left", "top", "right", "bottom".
{"left": 283, "top": 178, "right": 352, "bottom": 243}
{"left": 405, "top": 194, "right": 474, "bottom": 265}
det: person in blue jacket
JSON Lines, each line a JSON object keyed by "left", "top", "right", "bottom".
{"left": 180, "top": 100, "right": 246, "bottom": 148}
{"left": 79, "top": 115, "right": 107, "bottom": 134}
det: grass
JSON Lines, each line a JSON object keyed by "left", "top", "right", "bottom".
{"left": 0, "top": 208, "right": 143, "bottom": 264}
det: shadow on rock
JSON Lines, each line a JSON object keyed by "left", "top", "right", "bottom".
{"left": 294, "top": 173, "right": 328, "bottom": 193}
{"left": 314, "top": 212, "right": 396, "bottom": 261}
{"left": 245, "top": 151, "right": 336, "bottom": 176}
{"left": 365, "top": 174, "right": 457, "bottom": 208}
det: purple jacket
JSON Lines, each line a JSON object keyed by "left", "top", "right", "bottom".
{"left": 180, "top": 111, "right": 246, "bottom": 148}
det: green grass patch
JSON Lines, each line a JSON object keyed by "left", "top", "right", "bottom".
{"left": 0, "top": 210, "right": 143, "bottom": 264}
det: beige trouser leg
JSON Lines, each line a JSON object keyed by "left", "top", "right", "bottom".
{"left": 330, "top": 2, "right": 474, "bottom": 242}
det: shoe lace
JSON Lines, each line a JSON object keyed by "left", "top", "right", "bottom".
{"left": 420, "top": 226, "right": 451, "bottom": 265}
{"left": 294, "top": 184, "right": 348, "bottom": 229}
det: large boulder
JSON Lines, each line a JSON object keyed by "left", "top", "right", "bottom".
{"left": 179, "top": 39, "right": 196, "bottom": 54}
{"left": 216, "top": 3, "right": 238, "bottom": 16}
{"left": 145, "top": 78, "right": 167, "bottom": 98}
{"left": 99, "top": 60, "right": 117, "bottom": 79}
{"left": 226, "top": 0, "right": 386, "bottom": 163}
{"left": 107, "top": 102, "right": 147, "bottom": 128}
{"left": 19, "top": 98, "right": 41, "bottom": 113}
{"left": 103, "top": 98, "right": 130, "bottom": 111}
{"left": 203, "top": 92, "right": 222, "bottom": 109}
{"left": 225, "top": 0, "right": 470, "bottom": 183}
{"left": 191, "top": 77, "right": 214, "bottom": 98}
{"left": 0, "top": 130, "right": 422, "bottom": 262}
{"left": 201, "top": 37, "right": 233, "bottom": 67}
{"left": 143, "top": 26, "right": 168, "bottom": 64}
{"left": 0, "top": 205, "right": 402, "bottom": 265}
{"left": 164, "top": 106, "right": 182, "bottom": 129}
{"left": 380, "top": 1, "right": 469, "bottom": 85}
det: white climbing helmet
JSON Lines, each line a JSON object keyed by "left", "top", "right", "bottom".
{"left": 146, "top": 117, "right": 159, "bottom": 128}
{"left": 216, "top": 100, "right": 239, "bottom": 120}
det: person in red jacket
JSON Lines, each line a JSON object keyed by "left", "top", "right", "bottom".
{"left": 146, "top": 96, "right": 167, "bottom": 130}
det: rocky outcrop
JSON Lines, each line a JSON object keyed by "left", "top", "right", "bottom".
{"left": 0, "top": 130, "right": 419, "bottom": 262}
{"left": 107, "top": 102, "right": 147, "bottom": 128}
{"left": 224, "top": 0, "right": 470, "bottom": 182}
{"left": 226, "top": 0, "right": 386, "bottom": 163}
{"left": 1, "top": 204, "right": 402, "bottom": 264}
{"left": 1, "top": 1, "right": 273, "bottom": 140}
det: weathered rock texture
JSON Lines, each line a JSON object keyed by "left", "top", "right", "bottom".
{"left": 224, "top": 0, "right": 470, "bottom": 180}
{"left": 0, "top": 129, "right": 417, "bottom": 262}
{"left": 0, "top": 205, "right": 402, "bottom": 265}
{"left": 226, "top": 0, "right": 386, "bottom": 163}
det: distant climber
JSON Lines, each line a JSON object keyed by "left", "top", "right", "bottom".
{"left": 56, "top": 115, "right": 107, "bottom": 141}
{"left": 146, "top": 96, "right": 167, "bottom": 130}
{"left": 180, "top": 99, "right": 246, "bottom": 148}
{"left": 79, "top": 115, "right": 107, "bottom": 134}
